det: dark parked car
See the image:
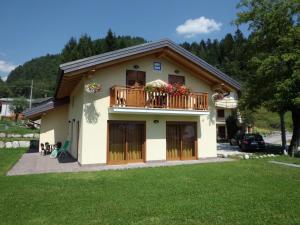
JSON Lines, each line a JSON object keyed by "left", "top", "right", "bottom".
{"left": 240, "top": 134, "right": 265, "bottom": 151}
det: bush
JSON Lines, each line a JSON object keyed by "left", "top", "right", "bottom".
{"left": 226, "top": 114, "right": 239, "bottom": 139}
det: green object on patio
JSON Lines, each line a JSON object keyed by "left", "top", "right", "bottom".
{"left": 50, "top": 141, "right": 70, "bottom": 159}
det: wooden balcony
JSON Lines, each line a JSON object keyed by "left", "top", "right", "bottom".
{"left": 110, "top": 86, "right": 208, "bottom": 111}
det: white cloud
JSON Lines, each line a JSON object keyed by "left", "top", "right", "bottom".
{"left": 0, "top": 60, "right": 17, "bottom": 73}
{"left": 1, "top": 75, "right": 8, "bottom": 81}
{"left": 176, "top": 16, "right": 222, "bottom": 38}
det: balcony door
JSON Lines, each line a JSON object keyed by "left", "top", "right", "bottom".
{"left": 108, "top": 121, "right": 145, "bottom": 164}
{"left": 126, "top": 70, "right": 145, "bottom": 87}
{"left": 166, "top": 122, "right": 197, "bottom": 160}
{"left": 125, "top": 70, "right": 146, "bottom": 107}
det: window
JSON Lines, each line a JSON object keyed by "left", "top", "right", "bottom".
{"left": 126, "top": 70, "right": 146, "bottom": 87}
{"left": 217, "top": 109, "right": 225, "bottom": 118}
{"left": 168, "top": 75, "right": 185, "bottom": 85}
{"left": 153, "top": 62, "right": 162, "bottom": 72}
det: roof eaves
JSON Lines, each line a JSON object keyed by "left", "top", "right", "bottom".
{"left": 57, "top": 38, "right": 241, "bottom": 93}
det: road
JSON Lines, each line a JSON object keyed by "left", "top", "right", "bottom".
{"left": 264, "top": 131, "right": 292, "bottom": 145}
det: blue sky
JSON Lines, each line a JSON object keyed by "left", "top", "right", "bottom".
{"left": 0, "top": 0, "right": 247, "bottom": 80}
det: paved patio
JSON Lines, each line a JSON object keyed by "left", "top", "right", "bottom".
{"left": 7, "top": 150, "right": 234, "bottom": 176}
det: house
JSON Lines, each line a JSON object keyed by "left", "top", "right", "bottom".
{"left": 24, "top": 39, "right": 240, "bottom": 165}
{"left": 215, "top": 92, "right": 240, "bottom": 140}
{"left": 0, "top": 97, "right": 51, "bottom": 118}
{"left": 0, "top": 98, "right": 13, "bottom": 117}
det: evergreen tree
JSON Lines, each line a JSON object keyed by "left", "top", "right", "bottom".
{"left": 104, "top": 29, "right": 118, "bottom": 52}
{"left": 61, "top": 37, "right": 79, "bottom": 63}
{"left": 77, "top": 34, "right": 94, "bottom": 58}
{"left": 0, "top": 79, "right": 11, "bottom": 97}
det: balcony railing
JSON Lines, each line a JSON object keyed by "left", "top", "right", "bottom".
{"left": 110, "top": 86, "right": 208, "bottom": 111}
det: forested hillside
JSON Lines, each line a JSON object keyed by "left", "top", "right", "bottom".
{"left": 6, "top": 54, "right": 61, "bottom": 98}
{"left": 180, "top": 30, "right": 250, "bottom": 82}
{"left": 2, "top": 29, "right": 250, "bottom": 99}
{"left": 3, "top": 30, "right": 146, "bottom": 98}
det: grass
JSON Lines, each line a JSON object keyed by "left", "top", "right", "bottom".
{"left": 0, "top": 119, "right": 39, "bottom": 134}
{"left": 0, "top": 150, "right": 299, "bottom": 225}
{"left": 253, "top": 108, "right": 292, "bottom": 132}
{"left": 273, "top": 155, "right": 300, "bottom": 165}
{"left": 0, "top": 148, "right": 27, "bottom": 176}
{"left": 0, "top": 137, "right": 36, "bottom": 142}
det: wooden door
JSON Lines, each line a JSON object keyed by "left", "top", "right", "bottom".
{"left": 126, "top": 70, "right": 145, "bottom": 87}
{"left": 126, "top": 123, "right": 144, "bottom": 162}
{"left": 109, "top": 123, "right": 126, "bottom": 163}
{"left": 181, "top": 123, "right": 196, "bottom": 159}
{"left": 166, "top": 124, "right": 181, "bottom": 160}
{"left": 108, "top": 121, "right": 145, "bottom": 164}
{"left": 166, "top": 122, "right": 197, "bottom": 160}
{"left": 126, "top": 88, "right": 145, "bottom": 107}
{"left": 126, "top": 70, "right": 146, "bottom": 107}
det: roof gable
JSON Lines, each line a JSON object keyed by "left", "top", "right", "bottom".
{"left": 56, "top": 39, "right": 241, "bottom": 98}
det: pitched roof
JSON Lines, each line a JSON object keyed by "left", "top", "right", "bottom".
{"left": 26, "top": 39, "right": 241, "bottom": 119}
{"left": 58, "top": 39, "right": 241, "bottom": 92}
{"left": 23, "top": 97, "right": 69, "bottom": 119}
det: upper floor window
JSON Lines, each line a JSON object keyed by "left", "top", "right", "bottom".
{"left": 126, "top": 70, "right": 146, "bottom": 87}
{"left": 217, "top": 109, "right": 225, "bottom": 118}
{"left": 168, "top": 75, "right": 185, "bottom": 85}
{"left": 153, "top": 62, "right": 162, "bottom": 72}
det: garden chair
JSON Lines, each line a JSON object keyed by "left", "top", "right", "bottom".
{"left": 40, "top": 143, "right": 45, "bottom": 156}
{"left": 45, "top": 142, "right": 51, "bottom": 155}
{"left": 50, "top": 140, "right": 69, "bottom": 159}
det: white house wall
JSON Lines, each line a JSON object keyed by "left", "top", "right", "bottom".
{"left": 39, "top": 104, "right": 69, "bottom": 151}
{"left": 79, "top": 55, "right": 217, "bottom": 165}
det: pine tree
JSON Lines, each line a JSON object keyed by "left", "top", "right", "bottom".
{"left": 77, "top": 34, "right": 94, "bottom": 58}
{"left": 104, "top": 29, "right": 118, "bottom": 52}
{"left": 61, "top": 37, "right": 79, "bottom": 63}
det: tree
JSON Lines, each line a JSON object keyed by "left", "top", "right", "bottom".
{"left": 226, "top": 114, "right": 239, "bottom": 139}
{"left": 0, "top": 79, "right": 11, "bottom": 97}
{"left": 77, "top": 34, "right": 94, "bottom": 58}
{"left": 235, "top": 0, "right": 300, "bottom": 154}
{"left": 9, "top": 97, "right": 28, "bottom": 121}
{"left": 104, "top": 29, "right": 117, "bottom": 52}
{"left": 61, "top": 37, "right": 79, "bottom": 63}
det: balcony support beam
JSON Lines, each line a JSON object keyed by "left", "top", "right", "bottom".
{"left": 109, "top": 107, "right": 209, "bottom": 116}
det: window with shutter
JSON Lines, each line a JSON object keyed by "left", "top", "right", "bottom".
{"left": 126, "top": 70, "right": 146, "bottom": 87}
{"left": 168, "top": 75, "right": 185, "bottom": 85}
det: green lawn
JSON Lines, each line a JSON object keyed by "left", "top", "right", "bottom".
{"left": 253, "top": 107, "right": 293, "bottom": 132}
{"left": 0, "top": 119, "right": 39, "bottom": 134}
{"left": 274, "top": 156, "right": 300, "bottom": 165}
{"left": 0, "top": 149, "right": 299, "bottom": 225}
{"left": 0, "top": 137, "right": 37, "bottom": 142}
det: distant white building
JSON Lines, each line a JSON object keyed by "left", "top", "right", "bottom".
{"left": 0, "top": 97, "right": 51, "bottom": 118}
{"left": 0, "top": 98, "right": 14, "bottom": 117}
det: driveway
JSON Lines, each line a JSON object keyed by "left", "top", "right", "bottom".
{"left": 217, "top": 143, "right": 250, "bottom": 157}
{"left": 264, "top": 131, "right": 292, "bottom": 145}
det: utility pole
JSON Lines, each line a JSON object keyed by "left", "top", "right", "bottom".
{"left": 29, "top": 80, "right": 33, "bottom": 109}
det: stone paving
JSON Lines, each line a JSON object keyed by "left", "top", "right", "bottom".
{"left": 7, "top": 150, "right": 234, "bottom": 176}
